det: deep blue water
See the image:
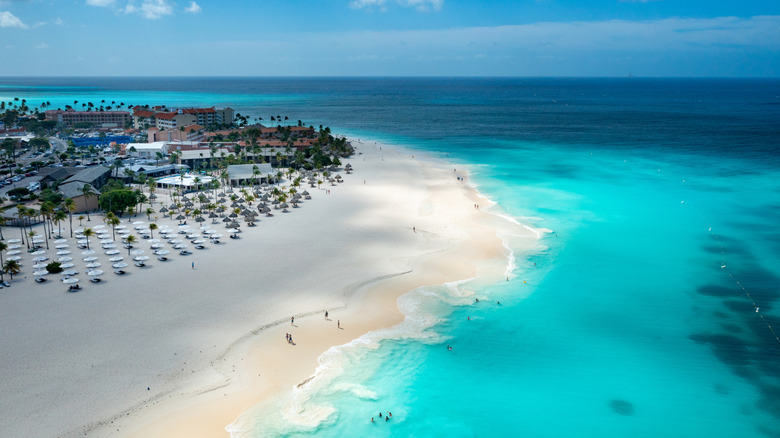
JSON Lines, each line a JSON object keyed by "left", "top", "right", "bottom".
{"left": 3, "top": 77, "right": 780, "bottom": 437}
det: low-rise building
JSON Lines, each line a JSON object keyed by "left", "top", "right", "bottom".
{"left": 154, "top": 112, "right": 197, "bottom": 131}
{"left": 45, "top": 110, "right": 131, "bottom": 128}
{"left": 58, "top": 182, "right": 99, "bottom": 213}
{"left": 148, "top": 124, "right": 204, "bottom": 143}
{"left": 125, "top": 163, "right": 185, "bottom": 178}
{"left": 227, "top": 163, "right": 274, "bottom": 186}
{"left": 61, "top": 165, "right": 112, "bottom": 190}
{"left": 126, "top": 141, "right": 169, "bottom": 159}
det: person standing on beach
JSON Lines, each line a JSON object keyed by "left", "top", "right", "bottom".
{"left": 338, "top": 320, "right": 341, "bottom": 329}
{"left": 191, "top": 261, "right": 194, "bottom": 269}
{"left": 291, "top": 316, "right": 294, "bottom": 325}
{"left": 325, "top": 311, "right": 328, "bottom": 319}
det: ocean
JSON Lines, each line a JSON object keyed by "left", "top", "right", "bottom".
{"left": 3, "top": 77, "right": 780, "bottom": 437}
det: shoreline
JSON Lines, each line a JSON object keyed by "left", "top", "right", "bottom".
{"left": 115, "top": 140, "right": 538, "bottom": 437}
{"left": 0, "top": 137, "right": 539, "bottom": 438}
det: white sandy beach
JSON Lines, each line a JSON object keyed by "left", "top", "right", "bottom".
{"left": 0, "top": 140, "right": 536, "bottom": 437}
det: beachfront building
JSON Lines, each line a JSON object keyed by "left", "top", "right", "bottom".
{"left": 147, "top": 125, "right": 205, "bottom": 143}
{"left": 259, "top": 126, "right": 315, "bottom": 139}
{"left": 58, "top": 182, "right": 99, "bottom": 213}
{"left": 37, "top": 167, "right": 83, "bottom": 189}
{"left": 44, "top": 110, "right": 131, "bottom": 128}
{"left": 132, "top": 109, "right": 156, "bottom": 129}
{"left": 175, "top": 148, "right": 233, "bottom": 169}
{"left": 181, "top": 107, "right": 235, "bottom": 127}
{"left": 125, "top": 163, "right": 185, "bottom": 178}
{"left": 126, "top": 141, "right": 169, "bottom": 159}
{"left": 154, "top": 112, "right": 197, "bottom": 131}
{"left": 226, "top": 163, "right": 274, "bottom": 186}
{"left": 132, "top": 107, "right": 234, "bottom": 130}
{"left": 155, "top": 173, "right": 215, "bottom": 192}
{"left": 60, "top": 165, "right": 112, "bottom": 191}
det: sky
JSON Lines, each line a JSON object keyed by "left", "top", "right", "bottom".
{"left": 0, "top": 0, "right": 779, "bottom": 77}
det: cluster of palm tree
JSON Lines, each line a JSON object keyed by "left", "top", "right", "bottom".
{"left": 0, "top": 195, "right": 78, "bottom": 282}
{"left": 2, "top": 196, "right": 77, "bottom": 250}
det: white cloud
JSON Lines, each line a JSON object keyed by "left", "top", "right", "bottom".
{"left": 54, "top": 17, "right": 63, "bottom": 25}
{"left": 140, "top": 0, "right": 172, "bottom": 19}
{"left": 122, "top": 0, "right": 172, "bottom": 19}
{"left": 86, "top": 0, "right": 115, "bottom": 6}
{"left": 184, "top": 1, "right": 200, "bottom": 14}
{"left": 349, "top": 0, "right": 442, "bottom": 12}
{"left": 35, "top": 42, "right": 47, "bottom": 49}
{"left": 0, "top": 10, "right": 26, "bottom": 28}
{"left": 398, "top": 0, "right": 442, "bottom": 11}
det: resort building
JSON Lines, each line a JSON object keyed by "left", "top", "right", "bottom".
{"left": 132, "top": 109, "right": 156, "bottom": 129}
{"left": 58, "top": 182, "right": 99, "bottom": 213}
{"left": 131, "top": 107, "right": 234, "bottom": 130}
{"left": 154, "top": 112, "right": 197, "bottom": 131}
{"left": 259, "top": 126, "right": 315, "bottom": 139}
{"left": 125, "top": 163, "right": 185, "bottom": 178}
{"left": 60, "top": 165, "right": 112, "bottom": 190}
{"left": 147, "top": 125, "right": 205, "bottom": 143}
{"left": 226, "top": 163, "right": 274, "bottom": 186}
{"left": 154, "top": 173, "right": 215, "bottom": 192}
{"left": 125, "top": 141, "right": 169, "bottom": 159}
{"left": 180, "top": 107, "right": 235, "bottom": 127}
{"left": 44, "top": 110, "right": 131, "bottom": 128}
{"left": 175, "top": 148, "right": 233, "bottom": 169}
{"left": 37, "top": 167, "right": 83, "bottom": 189}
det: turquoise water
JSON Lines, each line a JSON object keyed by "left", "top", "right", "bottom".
{"left": 3, "top": 78, "right": 779, "bottom": 436}
{"left": 228, "top": 139, "right": 780, "bottom": 437}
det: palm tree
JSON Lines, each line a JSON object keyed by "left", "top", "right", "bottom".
{"left": 3, "top": 259, "right": 20, "bottom": 280}
{"left": 145, "top": 207, "right": 153, "bottom": 221}
{"left": 148, "top": 223, "right": 157, "bottom": 239}
{"left": 63, "top": 198, "right": 76, "bottom": 237}
{"left": 16, "top": 206, "right": 30, "bottom": 248}
{"left": 112, "top": 159, "right": 125, "bottom": 179}
{"left": 125, "top": 235, "right": 136, "bottom": 255}
{"left": 0, "top": 215, "right": 7, "bottom": 241}
{"left": 108, "top": 214, "right": 120, "bottom": 241}
{"left": 82, "top": 228, "right": 93, "bottom": 250}
{"left": 78, "top": 215, "right": 84, "bottom": 226}
{"left": 39, "top": 201, "right": 54, "bottom": 247}
{"left": 79, "top": 184, "right": 96, "bottom": 221}
{"left": 53, "top": 210, "right": 67, "bottom": 238}
{"left": 27, "top": 230, "right": 37, "bottom": 250}
{"left": 104, "top": 212, "right": 118, "bottom": 240}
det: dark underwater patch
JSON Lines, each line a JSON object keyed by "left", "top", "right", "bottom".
{"left": 698, "top": 285, "right": 742, "bottom": 298}
{"left": 689, "top": 334, "right": 752, "bottom": 366}
{"left": 721, "top": 323, "right": 743, "bottom": 334}
{"left": 723, "top": 300, "right": 756, "bottom": 313}
{"left": 608, "top": 399, "right": 634, "bottom": 416}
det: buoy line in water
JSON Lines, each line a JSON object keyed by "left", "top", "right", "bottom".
{"left": 663, "top": 162, "right": 780, "bottom": 346}
{"left": 710, "top": 229, "right": 780, "bottom": 345}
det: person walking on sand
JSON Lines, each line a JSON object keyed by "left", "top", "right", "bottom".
{"left": 191, "top": 261, "right": 194, "bottom": 269}
{"left": 338, "top": 320, "right": 341, "bottom": 329}
{"left": 325, "top": 311, "right": 328, "bottom": 319}
{"left": 291, "top": 316, "right": 294, "bottom": 325}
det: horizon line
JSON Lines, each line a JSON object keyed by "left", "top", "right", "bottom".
{"left": 1, "top": 75, "right": 778, "bottom": 80}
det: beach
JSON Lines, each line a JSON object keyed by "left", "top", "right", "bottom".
{"left": 0, "top": 139, "right": 528, "bottom": 437}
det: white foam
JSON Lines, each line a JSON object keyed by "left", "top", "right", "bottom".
{"left": 229, "top": 280, "right": 478, "bottom": 436}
